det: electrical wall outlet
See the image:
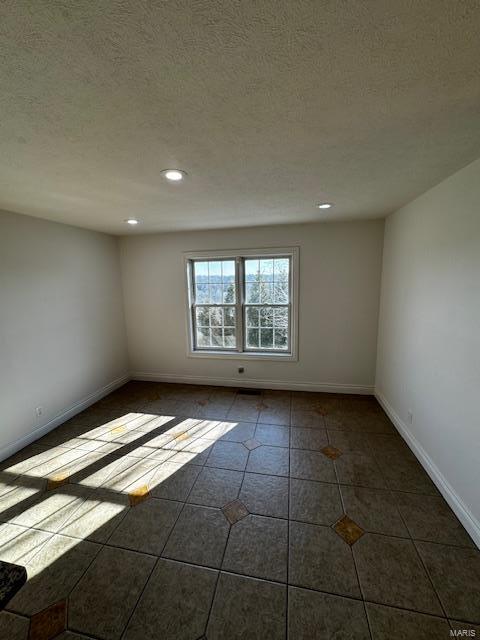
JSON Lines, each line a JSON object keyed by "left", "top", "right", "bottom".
{"left": 35, "top": 406, "right": 43, "bottom": 418}
{"left": 407, "top": 411, "right": 413, "bottom": 425}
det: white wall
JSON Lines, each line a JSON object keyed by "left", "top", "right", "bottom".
{"left": 120, "top": 220, "right": 384, "bottom": 392}
{"left": 376, "top": 158, "right": 480, "bottom": 545}
{"left": 0, "top": 210, "right": 129, "bottom": 458}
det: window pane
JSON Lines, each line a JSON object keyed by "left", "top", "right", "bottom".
{"left": 195, "top": 307, "right": 210, "bottom": 327}
{"left": 209, "top": 284, "right": 222, "bottom": 303}
{"left": 210, "top": 307, "right": 223, "bottom": 326}
{"left": 244, "top": 305, "right": 288, "bottom": 351}
{"left": 273, "top": 258, "right": 289, "bottom": 304}
{"left": 245, "top": 282, "right": 260, "bottom": 303}
{"left": 197, "top": 327, "right": 210, "bottom": 347}
{"left": 274, "top": 282, "right": 288, "bottom": 304}
{"left": 194, "top": 262, "right": 209, "bottom": 280}
{"left": 260, "top": 282, "right": 274, "bottom": 304}
{"left": 224, "top": 307, "right": 236, "bottom": 327}
{"left": 243, "top": 254, "right": 291, "bottom": 352}
{"left": 244, "top": 258, "right": 279, "bottom": 304}
{"left": 195, "top": 283, "right": 208, "bottom": 303}
{"left": 259, "top": 259, "right": 274, "bottom": 282}
{"left": 274, "top": 328, "right": 288, "bottom": 350}
{"left": 246, "top": 328, "right": 259, "bottom": 349}
{"left": 260, "top": 307, "right": 273, "bottom": 327}
{"left": 246, "top": 307, "right": 259, "bottom": 327}
{"left": 273, "top": 307, "right": 289, "bottom": 350}
{"left": 260, "top": 328, "right": 273, "bottom": 349}
{"left": 245, "top": 259, "right": 259, "bottom": 282}
{"left": 208, "top": 261, "right": 222, "bottom": 283}
{"left": 223, "top": 283, "right": 235, "bottom": 303}
{"left": 274, "top": 307, "right": 288, "bottom": 328}
{"left": 224, "top": 328, "right": 236, "bottom": 347}
{"left": 211, "top": 328, "right": 223, "bottom": 346}
{"left": 222, "top": 260, "right": 235, "bottom": 283}
{"left": 195, "top": 305, "right": 236, "bottom": 349}
{"left": 193, "top": 260, "right": 236, "bottom": 304}
{"left": 222, "top": 261, "right": 236, "bottom": 302}
{"left": 273, "top": 258, "right": 289, "bottom": 282}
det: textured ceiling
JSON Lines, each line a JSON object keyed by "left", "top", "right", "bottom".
{"left": 1, "top": 1, "right": 480, "bottom": 235}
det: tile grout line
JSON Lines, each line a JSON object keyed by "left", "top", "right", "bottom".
{"left": 4, "top": 430, "right": 473, "bottom": 548}
{"left": 373, "top": 437, "right": 453, "bottom": 626}
{"left": 116, "top": 388, "right": 229, "bottom": 640}
{"left": 285, "top": 395, "right": 292, "bottom": 640}
{"left": 202, "top": 386, "right": 243, "bottom": 636}
{"left": 63, "top": 530, "right": 105, "bottom": 634}
{"left": 410, "top": 537, "right": 452, "bottom": 627}
{"left": 4, "top": 450, "right": 474, "bottom": 556}
{"left": 333, "top": 441, "right": 374, "bottom": 640}
{"left": 3, "top": 385, "right": 478, "bottom": 636}
{"left": 116, "top": 554, "right": 159, "bottom": 640}
{"left": 66, "top": 388, "right": 214, "bottom": 638}
{"left": 10, "top": 549, "right": 461, "bottom": 631}
{"left": 12, "top": 500, "right": 475, "bottom": 570}
{"left": 65, "top": 625, "right": 111, "bottom": 640}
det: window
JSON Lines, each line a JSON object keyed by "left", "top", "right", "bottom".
{"left": 185, "top": 248, "right": 298, "bottom": 359}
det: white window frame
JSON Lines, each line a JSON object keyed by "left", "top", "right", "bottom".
{"left": 184, "top": 247, "right": 299, "bottom": 361}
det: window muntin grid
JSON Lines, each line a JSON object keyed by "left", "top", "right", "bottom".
{"left": 189, "top": 255, "right": 292, "bottom": 354}
{"left": 192, "top": 260, "right": 236, "bottom": 350}
{"left": 243, "top": 257, "right": 290, "bottom": 352}
{"left": 194, "top": 260, "right": 236, "bottom": 304}
{"left": 195, "top": 305, "right": 236, "bottom": 349}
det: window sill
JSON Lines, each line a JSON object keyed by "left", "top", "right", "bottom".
{"left": 188, "top": 350, "right": 298, "bottom": 362}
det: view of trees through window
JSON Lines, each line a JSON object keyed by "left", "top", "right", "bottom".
{"left": 193, "top": 260, "right": 236, "bottom": 349}
{"left": 191, "top": 256, "right": 290, "bottom": 352}
{"left": 244, "top": 258, "right": 289, "bottom": 350}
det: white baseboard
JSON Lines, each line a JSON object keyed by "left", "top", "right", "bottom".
{"left": 131, "top": 371, "right": 374, "bottom": 395}
{"left": 376, "top": 390, "right": 480, "bottom": 550}
{"left": 0, "top": 374, "right": 130, "bottom": 464}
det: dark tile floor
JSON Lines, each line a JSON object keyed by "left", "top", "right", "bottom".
{"left": 0, "top": 382, "right": 478, "bottom": 639}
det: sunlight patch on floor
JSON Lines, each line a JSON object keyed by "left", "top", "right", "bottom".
{"left": 0, "top": 411, "right": 242, "bottom": 574}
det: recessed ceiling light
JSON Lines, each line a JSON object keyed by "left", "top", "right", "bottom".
{"left": 125, "top": 218, "right": 139, "bottom": 225}
{"left": 317, "top": 202, "right": 333, "bottom": 209}
{"left": 162, "top": 169, "right": 187, "bottom": 181}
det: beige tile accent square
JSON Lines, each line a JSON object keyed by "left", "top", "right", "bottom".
{"left": 175, "top": 432, "right": 190, "bottom": 442}
{"left": 334, "top": 515, "right": 365, "bottom": 546}
{"left": 128, "top": 485, "right": 151, "bottom": 507}
{"left": 29, "top": 599, "right": 66, "bottom": 640}
{"left": 197, "top": 399, "right": 208, "bottom": 406}
{"left": 222, "top": 499, "right": 249, "bottom": 525}
{"left": 321, "top": 445, "right": 342, "bottom": 460}
{"left": 242, "top": 438, "right": 261, "bottom": 451}
{"left": 46, "top": 474, "right": 69, "bottom": 491}
{"left": 111, "top": 425, "right": 126, "bottom": 434}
